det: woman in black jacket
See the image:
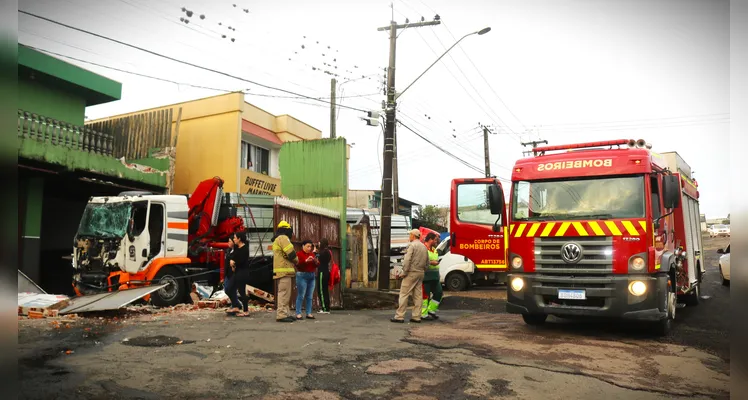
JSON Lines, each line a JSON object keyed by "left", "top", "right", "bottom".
{"left": 229, "top": 232, "right": 252, "bottom": 317}
{"left": 316, "top": 238, "right": 332, "bottom": 314}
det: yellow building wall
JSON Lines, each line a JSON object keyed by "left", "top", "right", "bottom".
{"left": 88, "top": 92, "right": 245, "bottom": 194}
{"left": 88, "top": 92, "right": 322, "bottom": 195}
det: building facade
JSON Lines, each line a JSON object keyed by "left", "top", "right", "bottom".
{"left": 18, "top": 45, "right": 168, "bottom": 293}
{"left": 88, "top": 92, "right": 322, "bottom": 196}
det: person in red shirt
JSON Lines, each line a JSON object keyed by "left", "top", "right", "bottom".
{"left": 295, "top": 240, "right": 319, "bottom": 320}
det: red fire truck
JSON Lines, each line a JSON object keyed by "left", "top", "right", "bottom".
{"left": 450, "top": 139, "right": 704, "bottom": 335}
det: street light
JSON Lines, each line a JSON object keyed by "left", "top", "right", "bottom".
{"left": 396, "top": 27, "right": 491, "bottom": 100}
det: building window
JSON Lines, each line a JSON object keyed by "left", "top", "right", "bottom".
{"left": 241, "top": 141, "right": 270, "bottom": 175}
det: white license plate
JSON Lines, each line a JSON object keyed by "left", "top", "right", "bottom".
{"left": 558, "top": 289, "right": 586, "bottom": 300}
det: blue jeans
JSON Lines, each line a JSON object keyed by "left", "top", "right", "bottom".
{"left": 295, "top": 272, "right": 316, "bottom": 315}
{"left": 224, "top": 275, "right": 242, "bottom": 310}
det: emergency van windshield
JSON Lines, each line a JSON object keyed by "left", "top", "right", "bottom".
{"left": 512, "top": 176, "right": 645, "bottom": 221}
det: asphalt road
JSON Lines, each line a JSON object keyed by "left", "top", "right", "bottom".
{"left": 18, "top": 236, "right": 730, "bottom": 399}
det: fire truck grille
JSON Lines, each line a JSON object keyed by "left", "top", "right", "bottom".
{"left": 534, "top": 237, "right": 613, "bottom": 274}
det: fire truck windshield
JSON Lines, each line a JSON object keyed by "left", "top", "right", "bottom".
{"left": 512, "top": 176, "right": 645, "bottom": 221}
{"left": 77, "top": 202, "right": 132, "bottom": 238}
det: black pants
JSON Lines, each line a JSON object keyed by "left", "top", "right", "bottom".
{"left": 232, "top": 269, "right": 251, "bottom": 312}
{"left": 317, "top": 269, "right": 331, "bottom": 312}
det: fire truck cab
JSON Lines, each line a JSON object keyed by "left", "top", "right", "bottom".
{"left": 451, "top": 139, "right": 704, "bottom": 335}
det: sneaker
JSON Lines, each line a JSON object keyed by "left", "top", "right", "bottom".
{"left": 421, "top": 315, "right": 434, "bottom": 321}
{"left": 318, "top": 311, "right": 330, "bottom": 314}
{"left": 428, "top": 312, "right": 439, "bottom": 320}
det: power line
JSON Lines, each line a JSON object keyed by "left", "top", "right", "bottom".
{"left": 397, "top": 119, "right": 511, "bottom": 183}
{"left": 19, "top": 10, "right": 371, "bottom": 114}
{"left": 24, "top": 44, "right": 383, "bottom": 105}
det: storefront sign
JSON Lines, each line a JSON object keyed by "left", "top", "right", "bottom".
{"left": 241, "top": 170, "right": 281, "bottom": 196}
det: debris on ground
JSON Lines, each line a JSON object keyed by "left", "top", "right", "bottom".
{"left": 18, "top": 292, "right": 70, "bottom": 318}
{"left": 246, "top": 284, "right": 275, "bottom": 303}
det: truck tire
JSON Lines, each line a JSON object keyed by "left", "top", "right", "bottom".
{"left": 151, "top": 266, "right": 188, "bottom": 307}
{"left": 445, "top": 272, "right": 469, "bottom": 292}
{"left": 683, "top": 267, "right": 701, "bottom": 306}
{"left": 522, "top": 314, "right": 547, "bottom": 326}
{"left": 653, "top": 271, "right": 676, "bottom": 336}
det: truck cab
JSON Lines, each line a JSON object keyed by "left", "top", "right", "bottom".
{"left": 448, "top": 177, "right": 509, "bottom": 288}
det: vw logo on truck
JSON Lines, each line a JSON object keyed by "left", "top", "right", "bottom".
{"left": 560, "top": 243, "right": 583, "bottom": 264}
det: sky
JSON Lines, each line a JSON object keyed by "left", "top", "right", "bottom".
{"left": 18, "top": 0, "right": 730, "bottom": 218}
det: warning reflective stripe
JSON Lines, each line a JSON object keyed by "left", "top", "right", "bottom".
{"left": 605, "top": 221, "right": 623, "bottom": 236}
{"left": 655, "top": 264, "right": 661, "bottom": 270}
{"left": 526, "top": 223, "right": 541, "bottom": 237}
{"left": 621, "top": 221, "right": 639, "bottom": 236}
{"left": 588, "top": 221, "right": 606, "bottom": 236}
{"left": 274, "top": 267, "right": 295, "bottom": 273}
{"left": 507, "top": 220, "right": 649, "bottom": 237}
{"left": 572, "top": 222, "right": 589, "bottom": 236}
{"left": 555, "top": 222, "right": 571, "bottom": 236}
{"left": 476, "top": 264, "right": 507, "bottom": 269}
{"left": 540, "top": 222, "right": 556, "bottom": 237}
{"left": 639, "top": 221, "right": 647, "bottom": 233}
{"left": 282, "top": 244, "right": 295, "bottom": 252}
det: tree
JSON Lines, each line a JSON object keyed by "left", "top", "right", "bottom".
{"left": 414, "top": 205, "right": 446, "bottom": 232}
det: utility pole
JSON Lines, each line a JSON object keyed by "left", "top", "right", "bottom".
{"left": 521, "top": 139, "right": 548, "bottom": 157}
{"left": 330, "top": 78, "right": 337, "bottom": 138}
{"left": 376, "top": 12, "right": 441, "bottom": 291}
{"left": 480, "top": 123, "right": 495, "bottom": 177}
{"left": 393, "top": 123, "right": 399, "bottom": 214}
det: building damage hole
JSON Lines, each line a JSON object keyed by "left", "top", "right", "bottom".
{"left": 121, "top": 335, "right": 195, "bottom": 347}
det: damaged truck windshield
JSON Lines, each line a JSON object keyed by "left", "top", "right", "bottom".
{"left": 77, "top": 202, "right": 132, "bottom": 238}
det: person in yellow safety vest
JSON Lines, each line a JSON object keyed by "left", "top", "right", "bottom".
{"left": 421, "top": 232, "right": 443, "bottom": 321}
{"left": 272, "top": 221, "right": 299, "bottom": 323}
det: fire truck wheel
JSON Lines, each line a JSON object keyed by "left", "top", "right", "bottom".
{"left": 522, "top": 313, "right": 547, "bottom": 326}
{"left": 151, "top": 266, "right": 188, "bottom": 307}
{"left": 682, "top": 269, "right": 701, "bottom": 306}
{"left": 653, "top": 273, "right": 677, "bottom": 336}
{"left": 445, "top": 272, "right": 469, "bottom": 291}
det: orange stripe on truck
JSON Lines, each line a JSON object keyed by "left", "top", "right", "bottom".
{"left": 168, "top": 222, "right": 189, "bottom": 230}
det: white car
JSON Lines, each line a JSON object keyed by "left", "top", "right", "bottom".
{"left": 436, "top": 238, "right": 475, "bottom": 291}
{"left": 718, "top": 244, "right": 730, "bottom": 286}
{"left": 709, "top": 224, "right": 730, "bottom": 237}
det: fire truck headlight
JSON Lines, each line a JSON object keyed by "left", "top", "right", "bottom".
{"left": 510, "top": 277, "right": 524, "bottom": 292}
{"left": 511, "top": 256, "right": 523, "bottom": 269}
{"left": 630, "top": 256, "right": 646, "bottom": 271}
{"left": 628, "top": 281, "right": 647, "bottom": 296}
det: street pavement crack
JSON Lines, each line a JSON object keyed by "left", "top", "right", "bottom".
{"left": 401, "top": 337, "right": 721, "bottom": 399}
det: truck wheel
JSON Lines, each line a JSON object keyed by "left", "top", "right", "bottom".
{"left": 522, "top": 314, "right": 547, "bottom": 326}
{"left": 683, "top": 269, "right": 701, "bottom": 306}
{"left": 445, "top": 272, "right": 468, "bottom": 292}
{"left": 653, "top": 272, "right": 676, "bottom": 336}
{"left": 151, "top": 266, "right": 187, "bottom": 307}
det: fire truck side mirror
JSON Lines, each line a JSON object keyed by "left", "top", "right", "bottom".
{"left": 488, "top": 185, "right": 504, "bottom": 215}
{"left": 662, "top": 175, "right": 681, "bottom": 209}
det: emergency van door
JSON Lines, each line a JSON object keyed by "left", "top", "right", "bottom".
{"left": 450, "top": 178, "right": 508, "bottom": 270}
{"left": 125, "top": 200, "right": 151, "bottom": 274}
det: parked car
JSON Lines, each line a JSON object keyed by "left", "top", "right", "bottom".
{"left": 718, "top": 244, "right": 730, "bottom": 286}
{"left": 709, "top": 224, "right": 730, "bottom": 237}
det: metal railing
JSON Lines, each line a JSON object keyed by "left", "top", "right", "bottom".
{"left": 17, "top": 110, "right": 114, "bottom": 156}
